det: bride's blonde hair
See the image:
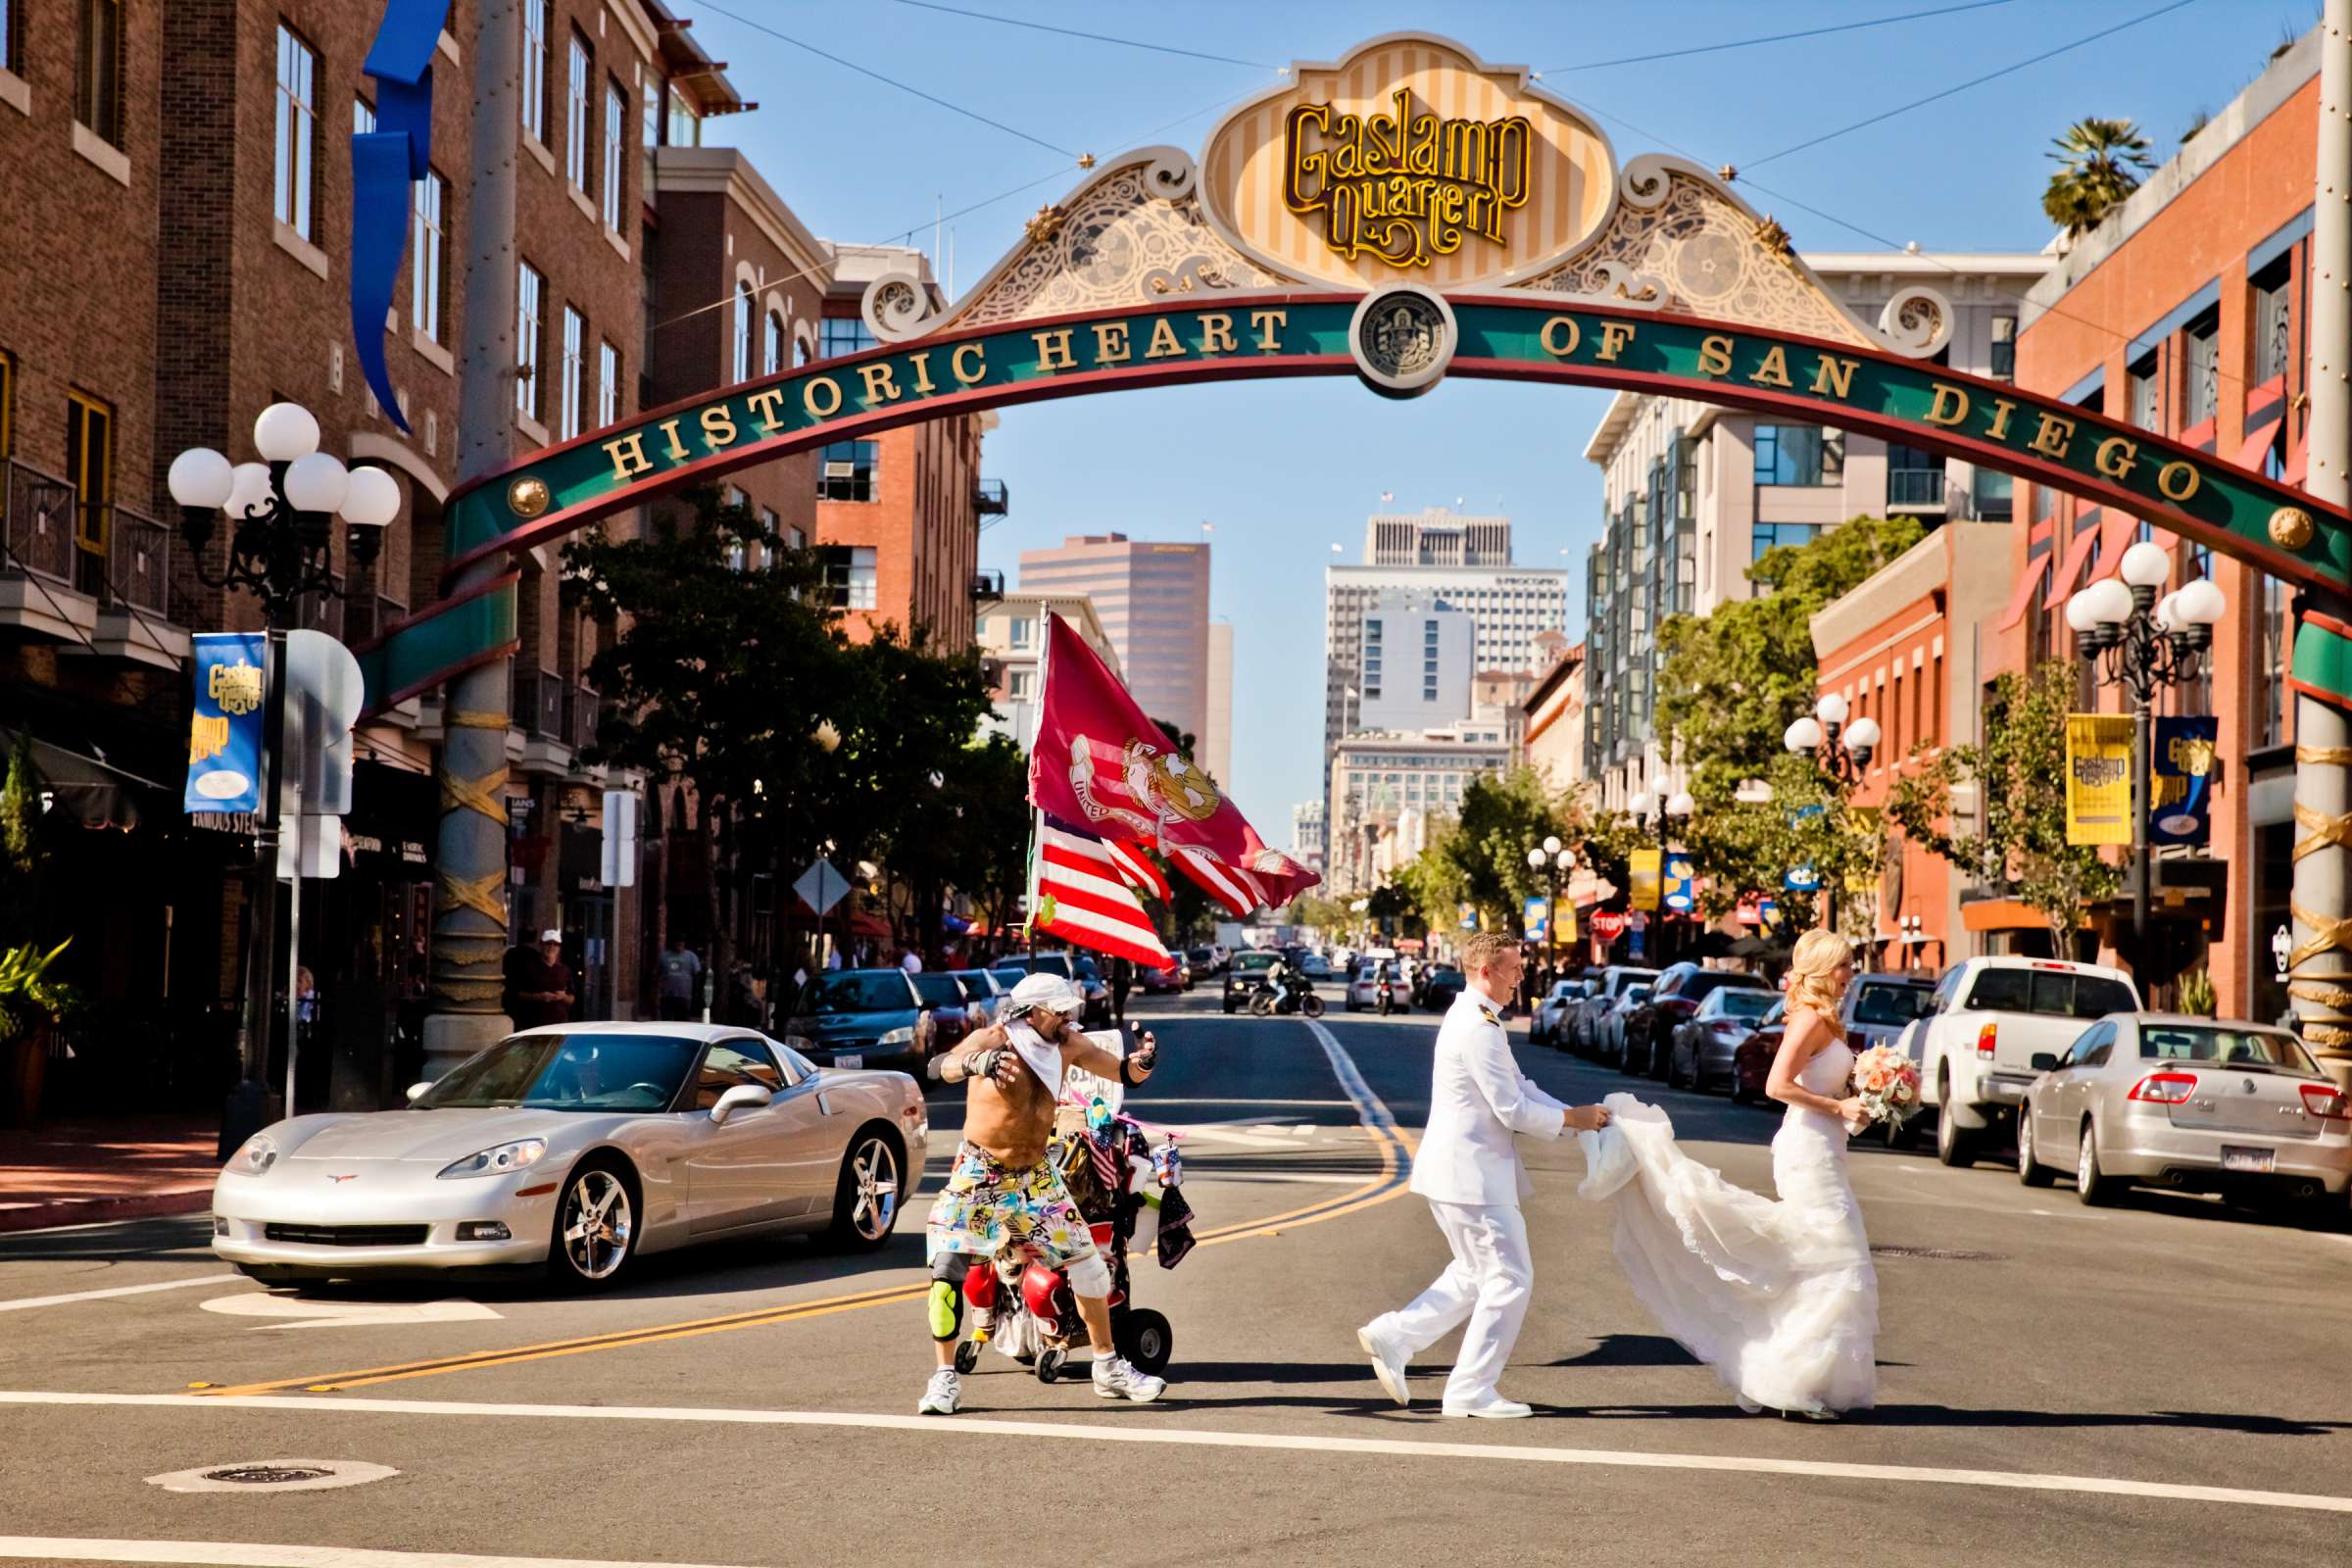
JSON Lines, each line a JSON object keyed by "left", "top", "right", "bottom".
{"left": 1785, "top": 929, "right": 1853, "bottom": 1019}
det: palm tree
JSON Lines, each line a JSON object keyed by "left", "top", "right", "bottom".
{"left": 2042, "top": 118, "right": 2156, "bottom": 240}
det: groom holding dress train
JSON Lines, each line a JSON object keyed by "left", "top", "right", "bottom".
{"left": 1357, "top": 931, "right": 1611, "bottom": 1418}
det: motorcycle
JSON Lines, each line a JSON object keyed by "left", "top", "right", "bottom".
{"left": 1247, "top": 977, "right": 1325, "bottom": 1019}
{"left": 1375, "top": 975, "right": 1396, "bottom": 1015}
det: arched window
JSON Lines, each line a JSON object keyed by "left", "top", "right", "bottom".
{"left": 732, "top": 283, "right": 753, "bottom": 382}
{"left": 793, "top": 335, "right": 813, "bottom": 368}
{"left": 763, "top": 311, "right": 784, "bottom": 376}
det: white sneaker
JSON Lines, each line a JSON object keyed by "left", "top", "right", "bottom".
{"left": 916, "top": 1367, "right": 961, "bottom": 1415}
{"left": 1442, "top": 1398, "right": 1533, "bottom": 1420}
{"left": 1091, "top": 1354, "right": 1167, "bottom": 1403}
{"left": 1357, "top": 1325, "right": 1410, "bottom": 1407}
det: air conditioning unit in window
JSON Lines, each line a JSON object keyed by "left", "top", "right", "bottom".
{"left": 824, "top": 461, "right": 855, "bottom": 479}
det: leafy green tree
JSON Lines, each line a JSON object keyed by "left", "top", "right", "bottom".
{"left": 1364, "top": 879, "right": 1432, "bottom": 943}
{"left": 1654, "top": 514, "right": 1924, "bottom": 799}
{"left": 1673, "top": 753, "right": 1886, "bottom": 940}
{"left": 1888, "top": 661, "right": 2118, "bottom": 954}
{"left": 1283, "top": 894, "right": 1350, "bottom": 938}
{"left": 2042, "top": 118, "right": 2155, "bottom": 239}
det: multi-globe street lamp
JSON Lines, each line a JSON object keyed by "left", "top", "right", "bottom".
{"left": 1782, "top": 692, "right": 1883, "bottom": 935}
{"left": 1525, "top": 833, "right": 1570, "bottom": 976}
{"left": 2066, "top": 540, "right": 2227, "bottom": 965}
{"left": 169, "top": 403, "right": 400, "bottom": 1123}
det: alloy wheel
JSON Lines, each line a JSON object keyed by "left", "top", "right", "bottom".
{"left": 562, "top": 1167, "right": 633, "bottom": 1282}
{"left": 850, "top": 1136, "right": 900, "bottom": 1242}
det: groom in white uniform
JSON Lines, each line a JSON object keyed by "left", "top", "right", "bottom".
{"left": 1358, "top": 931, "right": 1611, "bottom": 1418}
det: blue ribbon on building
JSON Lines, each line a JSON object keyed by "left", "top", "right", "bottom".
{"left": 350, "top": 0, "right": 451, "bottom": 435}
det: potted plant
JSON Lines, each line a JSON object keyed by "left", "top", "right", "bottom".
{"left": 0, "top": 939, "right": 73, "bottom": 1129}
{"left": 2176, "top": 966, "right": 2218, "bottom": 1020}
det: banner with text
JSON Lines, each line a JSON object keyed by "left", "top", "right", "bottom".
{"left": 2150, "top": 715, "right": 2217, "bottom": 848}
{"left": 2065, "top": 714, "right": 2134, "bottom": 847}
{"left": 185, "top": 632, "right": 267, "bottom": 815}
{"left": 1629, "top": 848, "right": 1663, "bottom": 911}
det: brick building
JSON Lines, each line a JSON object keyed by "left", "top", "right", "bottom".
{"left": 1991, "top": 30, "right": 2319, "bottom": 1019}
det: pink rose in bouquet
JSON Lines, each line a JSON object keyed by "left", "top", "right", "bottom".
{"left": 1848, "top": 1044, "right": 1922, "bottom": 1133}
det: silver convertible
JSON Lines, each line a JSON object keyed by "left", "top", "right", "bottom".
{"left": 212, "top": 1023, "right": 929, "bottom": 1288}
{"left": 2016, "top": 1013, "right": 2352, "bottom": 1214}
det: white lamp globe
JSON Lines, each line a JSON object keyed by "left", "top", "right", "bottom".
{"left": 2174, "top": 577, "right": 2227, "bottom": 625}
{"left": 1665, "top": 791, "right": 1695, "bottom": 818}
{"left": 2152, "top": 592, "right": 2180, "bottom": 632}
{"left": 1815, "top": 692, "right": 1850, "bottom": 726}
{"left": 2082, "top": 577, "right": 2134, "bottom": 627}
{"left": 1785, "top": 715, "right": 1824, "bottom": 753}
{"left": 253, "top": 402, "right": 321, "bottom": 463}
{"left": 339, "top": 466, "right": 402, "bottom": 528}
{"left": 1629, "top": 791, "right": 1654, "bottom": 817}
{"left": 1527, "top": 848, "right": 1547, "bottom": 869}
{"left": 282, "top": 452, "right": 349, "bottom": 514}
{"left": 1844, "top": 716, "right": 1884, "bottom": 752}
{"left": 224, "top": 462, "right": 273, "bottom": 519}
{"left": 167, "top": 448, "right": 234, "bottom": 510}
{"left": 2065, "top": 589, "right": 2105, "bottom": 633}
{"left": 2120, "top": 540, "right": 2172, "bottom": 589}
{"left": 1543, "top": 834, "right": 1562, "bottom": 857}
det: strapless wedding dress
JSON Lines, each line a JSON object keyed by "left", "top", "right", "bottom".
{"left": 1576, "top": 1038, "right": 1878, "bottom": 1414}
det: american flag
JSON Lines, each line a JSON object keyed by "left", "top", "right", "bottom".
{"left": 1105, "top": 838, "right": 1172, "bottom": 903}
{"left": 1164, "top": 843, "right": 1263, "bottom": 918}
{"left": 1033, "top": 818, "right": 1177, "bottom": 971}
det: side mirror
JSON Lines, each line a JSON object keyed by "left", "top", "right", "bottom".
{"left": 2030, "top": 1053, "right": 2059, "bottom": 1073}
{"left": 405, "top": 1081, "right": 435, "bottom": 1103}
{"left": 710, "top": 1082, "right": 773, "bottom": 1125}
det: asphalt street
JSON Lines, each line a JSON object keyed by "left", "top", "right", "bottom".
{"left": 2, "top": 989, "right": 2348, "bottom": 1568}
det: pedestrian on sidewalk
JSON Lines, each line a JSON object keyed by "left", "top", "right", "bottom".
{"left": 657, "top": 936, "right": 701, "bottom": 1021}
{"left": 1109, "top": 955, "right": 1133, "bottom": 1025}
{"left": 507, "top": 930, "right": 574, "bottom": 1029}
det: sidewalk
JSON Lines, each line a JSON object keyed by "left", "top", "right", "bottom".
{"left": 0, "top": 1113, "right": 220, "bottom": 1233}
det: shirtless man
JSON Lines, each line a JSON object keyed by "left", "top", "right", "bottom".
{"left": 916, "top": 971, "right": 1165, "bottom": 1414}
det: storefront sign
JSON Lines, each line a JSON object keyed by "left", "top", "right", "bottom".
{"left": 2150, "top": 715, "right": 2217, "bottom": 848}
{"left": 1785, "top": 865, "right": 1821, "bottom": 893}
{"left": 185, "top": 632, "right": 267, "bottom": 815}
{"left": 1629, "top": 848, "right": 1662, "bottom": 911}
{"left": 2065, "top": 714, "right": 2133, "bottom": 847}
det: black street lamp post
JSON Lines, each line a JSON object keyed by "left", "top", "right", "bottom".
{"left": 1783, "top": 694, "right": 1881, "bottom": 936}
{"left": 1526, "top": 834, "right": 1569, "bottom": 974}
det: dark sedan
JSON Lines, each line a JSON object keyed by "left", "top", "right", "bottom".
{"left": 911, "top": 970, "right": 980, "bottom": 1050}
{"left": 781, "top": 968, "right": 934, "bottom": 1071}
{"left": 1224, "top": 950, "right": 1282, "bottom": 1012}
{"left": 1420, "top": 967, "right": 1467, "bottom": 1011}
{"left": 1624, "top": 965, "right": 1768, "bottom": 1078}
{"left": 1668, "top": 985, "right": 1780, "bottom": 1093}
{"left": 1732, "top": 1000, "right": 1788, "bottom": 1105}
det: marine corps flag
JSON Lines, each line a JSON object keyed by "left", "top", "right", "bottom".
{"left": 1029, "top": 613, "right": 1319, "bottom": 911}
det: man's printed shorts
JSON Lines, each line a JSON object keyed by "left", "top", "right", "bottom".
{"left": 924, "top": 1141, "right": 1100, "bottom": 1265}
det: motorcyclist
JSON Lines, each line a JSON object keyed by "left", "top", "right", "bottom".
{"left": 1261, "top": 956, "right": 1312, "bottom": 1013}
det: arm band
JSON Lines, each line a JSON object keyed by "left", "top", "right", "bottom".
{"left": 927, "top": 1053, "right": 964, "bottom": 1084}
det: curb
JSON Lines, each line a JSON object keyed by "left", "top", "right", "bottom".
{"left": 0, "top": 1187, "right": 214, "bottom": 1235}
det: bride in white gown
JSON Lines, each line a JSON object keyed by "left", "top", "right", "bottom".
{"left": 1577, "top": 930, "right": 1879, "bottom": 1418}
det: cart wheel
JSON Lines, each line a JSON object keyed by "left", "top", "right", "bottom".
{"left": 954, "top": 1340, "right": 981, "bottom": 1375}
{"left": 1036, "top": 1348, "right": 1066, "bottom": 1384}
{"left": 1115, "top": 1308, "right": 1172, "bottom": 1376}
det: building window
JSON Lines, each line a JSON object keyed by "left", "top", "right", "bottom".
{"left": 411, "top": 169, "right": 447, "bottom": 342}
{"left": 520, "top": 0, "right": 548, "bottom": 143}
{"left": 66, "top": 391, "right": 113, "bottom": 558}
{"left": 3, "top": 0, "right": 21, "bottom": 75}
{"left": 559, "top": 306, "right": 585, "bottom": 439}
{"left": 1007, "top": 668, "right": 1033, "bottom": 700}
{"left": 76, "top": 0, "right": 123, "bottom": 148}
{"left": 602, "top": 78, "right": 626, "bottom": 227}
{"left": 1886, "top": 442, "right": 1942, "bottom": 509}
{"left": 2129, "top": 351, "right": 2160, "bottom": 431}
{"left": 1972, "top": 467, "right": 2013, "bottom": 521}
{"left": 822, "top": 316, "right": 878, "bottom": 359}
{"left": 817, "top": 441, "right": 877, "bottom": 502}
{"left": 733, "top": 284, "right": 754, "bottom": 382}
{"left": 1008, "top": 616, "right": 1036, "bottom": 650}
{"left": 762, "top": 312, "right": 784, "bottom": 376}
{"left": 1752, "top": 424, "right": 1840, "bottom": 486}
{"left": 2254, "top": 255, "right": 2295, "bottom": 387}
{"left": 667, "top": 94, "right": 700, "bottom": 149}
{"left": 598, "top": 340, "right": 620, "bottom": 428}
{"left": 1751, "top": 521, "right": 1821, "bottom": 563}
{"left": 0, "top": 352, "right": 13, "bottom": 463}
{"left": 516, "top": 262, "right": 545, "bottom": 419}
{"left": 273, "top": 24, "right": 318, "bottom": 237}
{"left": 2183, "top": 311, "right": 2220, "bottom": 429}
{"left": 822, "top": 546, "right": 877, "bottom": 610}
{"left": 564, "top": 33, "right": 591, "bottom": 189}
{"left": 354, "top": 97, "right": 374, "bottom": 136}
{"left": 2263, "top": 568, "right": 2289, "bottom": 750}
{"left": 1989, "top": 313, "right": 2016, "bottom": 381}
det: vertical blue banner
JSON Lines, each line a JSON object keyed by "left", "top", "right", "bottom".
{"left": 1663, "top": 855, "right": 1695, "bottom": 912}
{"left": 1524, "top": 896, "right": 1548, "bottom": 940}
{"left": 2150, "top": 715, "right": 2218, "bottom": 848}
{"left": 186, "top": 632, "right": 268, "bottom": 813}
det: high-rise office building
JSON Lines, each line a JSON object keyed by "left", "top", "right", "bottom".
{"left": 1018, "top": 534, "right": 1211, "bottom": 754}
{"left": 1364, "top": 506, "right": 1512, "bottom": 566}
{"left": 1203, "top": 622, "right": 1234, "bottom": 789}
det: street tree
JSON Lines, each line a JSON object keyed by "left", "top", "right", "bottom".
{"left": 2042, "top": 118, "right": 2155, "bottom": 239}
{"left": 1887, "top": 661, "right": 2118, "bottom": 955}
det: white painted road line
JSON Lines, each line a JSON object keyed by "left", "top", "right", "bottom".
{"left": 0, "top": 1274, "right": 240, "bottom": 1314}
{"left": 0, "top": 1540, "right": 763, "bottom": 1568}
{"left": 2, "top": 1391, "right": 2345, "bottom": 1516}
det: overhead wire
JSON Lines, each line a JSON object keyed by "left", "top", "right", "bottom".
{"left": 886, "top": 0, "right": 1273, "bottom": 70}
{"left": 1546, "top": 0, "right": 2020, "bottom": 73}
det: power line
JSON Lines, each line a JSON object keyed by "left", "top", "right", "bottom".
{"left": 1547, "top": 0, "right": 2019, "bottom": 73}
{"left": 1746, "top": 0, "right": 2200, "bottom": 170}
{"left": 888, "top": 0, "right": 1272, "bottom": 70}
{"left": 693, "top": 0, "right": 1075, "bottom": 157}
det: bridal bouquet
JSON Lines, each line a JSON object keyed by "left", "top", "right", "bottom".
{"left": 1848, "top": 1044, "right": 1923, "bottom": 1133}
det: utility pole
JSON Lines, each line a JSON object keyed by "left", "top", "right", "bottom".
{"left": 423, "top": 0, "right": 520, "bottom": 1076}
{"left": 2293, "top": 0, "right": 2352, "bottom": 1089}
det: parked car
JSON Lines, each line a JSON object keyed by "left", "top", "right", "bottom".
{"left": 1421, "top": 966, "right": 1468, "bottom": 1011}
{"left": 1138, "top": 959, "right": 1188, "bottom": 995}
{"left": 1593, "top": 983, "right": 1653, "bottom": 1068}
{"left": 1624, "top": 965, "right": 1768, "bottom": 1078}
{"left": 1730, "top": 998, "right": 1787, "bottom": 1105}
{"left": 909, "top": 971, "right": 979, "bottom": 1050}
{"left": 947, "top": 968, "right": 1006, "bottom": 1028}
{"left": 989, "top": 952, "right": 1112, "bottom": 1027}
{"left": 1841, "top": 972, "right": 1938, "bottom": 1055}
{"left": 2016, "top": 1014, "right": 2351, "bottom": 1215}
{"left": 1575, "top": 965, "right": 1659, "bottom": 1058}
{"left": 1667, "top": 985, "right": 1781, "bottom": 1092}
{"left": 782, "top": 968, "right": 935, "bottom": 1071}
{"left": 1301, "top": 954, "right": 1335, "bottom": 981}
{"left": 1185, "top": 947, "right": 1217, "bottom": 983}
{"left": 1532, "top": 980, "right": 1590, "bottom": 1046}
{"left": 1901, "top": 956, "right": 2141, "bottom": 1168}
{"left": 1224, "top": 950, "right": 1283, "bottom": 1013}
{"left": 214, "top": 1024, "right": 926, "bottom": 1288}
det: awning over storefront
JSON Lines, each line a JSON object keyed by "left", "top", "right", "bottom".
{"left": 1961, "top": 898, "right": 2050, "bottom": 933}
{"left": 0, "top": 726, "right": 168, "bottom": 832}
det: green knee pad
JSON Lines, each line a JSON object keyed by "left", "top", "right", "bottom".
{"left": 927, "top": 1279, "right": 962, "bottom": 1341}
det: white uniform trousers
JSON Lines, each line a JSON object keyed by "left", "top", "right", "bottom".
{"left": 1370, "top": 1199, "right": 1535, "bottom": 1409}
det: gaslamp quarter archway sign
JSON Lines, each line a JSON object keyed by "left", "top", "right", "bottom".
{"left": 359, "top": 32, "right": 2352, "bottom": 714}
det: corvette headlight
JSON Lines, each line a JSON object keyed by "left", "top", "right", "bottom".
{"left": 878, "top": 1026, "right": 914, "bottom": 1047}
{"left": 230, "top": 1133, "right": 279, "bottom": 1177}
{"left": 437, "top": 1138, "right": 547, "bottom": 1180}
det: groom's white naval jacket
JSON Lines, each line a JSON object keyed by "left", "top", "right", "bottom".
{"left": 1363, "top": 979, "right": 1572, "bottom": 1416}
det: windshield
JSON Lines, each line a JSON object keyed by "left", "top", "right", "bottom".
{"left": 1032, "top": 954, "right": 1073, "bottom": 978}
{"left": 416, "top": 1034, "right": 694, "bottom": 1112}
{"left": 911, "top": 974, "right": 964, "bottom": 1007}
{"left": 1235, "top": 953, "right": 1278, "bottom": 972}
{"left": 808, "top": 972, "right": 913, "bottom": 1012}
{"left": 1965, "top": 966, "right": 2136, "bottom": 1020}
{"left": 2140, "top": 1025, "right": 2317, "bottom": 1072}
{"left": 1853, "top": 982, "right": 1936, "bottom": 1027}
{"left": 1621, "top": 985, "right": 1651, "bottom": 1007}
{"left": 1190, "top": 949, "right": 1214, "bottom": 961}
{"left": 1713, "top": 990, "right": 1779, "bottom": 1020}
{"left": 950, "top": 971, "right": 995, "bottom": 994}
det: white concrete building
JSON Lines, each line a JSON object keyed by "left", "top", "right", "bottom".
{"left": 1328, "top": 729, "right": 1512, "bottom": 895}
{"left": 1290, "top": 800, "right": 1326, "bottom": 880}
{"left": 976, "top": 593, "right": 1120, "bottom": 750}
{"left": 1364, "top": 505, "right": 1512, "bottom": 566}
{"left": 1203, "top": 621, "right": 1233, "bottom": 788}
{"left": 1358, "top": 593, "right": 1475, "bottom": 731}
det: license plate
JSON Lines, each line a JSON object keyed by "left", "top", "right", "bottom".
{"left": 834, "top": 1054, "right": 862, "bottom": 1070}
{"left": 2221, "top": 1145, "right": 2275, "bottom": 1174}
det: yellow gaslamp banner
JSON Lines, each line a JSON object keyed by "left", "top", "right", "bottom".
{"left": 2065, "top": 714, "right": 2134, "bottom": 847}
{"left": 1629, "top": 848, "right": 1663, "bottom": 911}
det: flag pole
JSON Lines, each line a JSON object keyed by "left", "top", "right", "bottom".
{"left": 1024, "top": 614, "right": 1054, "bottom": 959}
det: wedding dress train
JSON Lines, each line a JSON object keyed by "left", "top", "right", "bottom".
{"left": 1576, "top": 1037, "right": 1878, "bottom": 1414}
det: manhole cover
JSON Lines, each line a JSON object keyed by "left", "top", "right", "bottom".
{"left": 1870, "top": 1245, "right": 2005, "bottom": 1261}
{"left": 147, "top": 1459, "right": 397, "bottom": 1494}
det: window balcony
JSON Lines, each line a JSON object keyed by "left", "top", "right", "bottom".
{"left": 971, "top": 568, "right": 1004, "bottom": 603}
{"left": 1886, "top": 467, "right": 1948, "bottom": 511}
{"left": 973, "top": 478, "right": 1010, "bottom": 516}
{"left": 90, "top": 503, "right": 190, "bottom": 668}
{"left": 564, "top": 682, "right": 604, "bottom": 756}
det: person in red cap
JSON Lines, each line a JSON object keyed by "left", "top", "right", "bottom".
{"left": 505, "top": 929, "right": 573, "bottom": 1029}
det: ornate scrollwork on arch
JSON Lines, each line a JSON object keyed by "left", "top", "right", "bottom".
{"left": 1879, "top": 285, "right": 1955, "bottom": 359}
{"left": 860, "top": 273, "right": 936, "bottom": 344}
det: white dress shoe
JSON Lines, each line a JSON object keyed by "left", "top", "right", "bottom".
{"left": 1442, "top": 1398, "right": 1534, "bottom": 1419}
{"left": 1357, "top": 1326, "right": 1411, "bottom": 1407}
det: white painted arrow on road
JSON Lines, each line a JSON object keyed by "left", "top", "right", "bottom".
{"left": 200, "top": 1293, "right": 502, "bottom": 1330}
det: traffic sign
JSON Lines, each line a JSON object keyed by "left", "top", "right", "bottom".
{"left": 795, "top": 857, "right": 851, "bottom": 916}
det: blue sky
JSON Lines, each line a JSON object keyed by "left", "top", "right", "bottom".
{"left": 693, "top": 0, "right": 2315, "bottom": 834}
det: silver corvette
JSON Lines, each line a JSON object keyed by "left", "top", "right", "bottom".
{"left": 212, "top": 1023, "right": 929, "bottom": 1288}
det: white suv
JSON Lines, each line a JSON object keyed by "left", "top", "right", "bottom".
{"left": 1901, "top": 956, "right": 2141, "bottom": 1168}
